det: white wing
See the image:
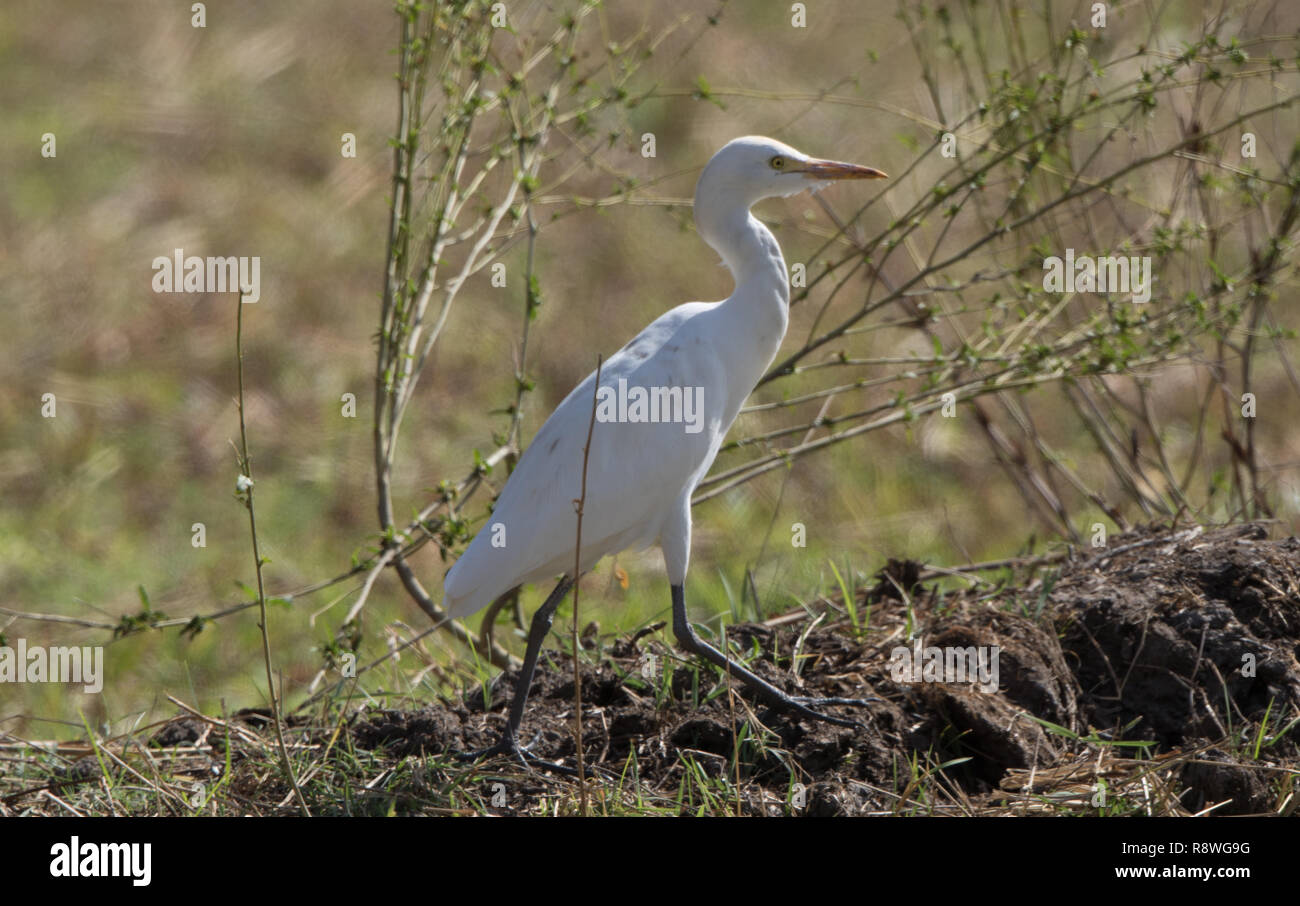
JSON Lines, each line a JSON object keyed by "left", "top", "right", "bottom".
{"left": 443, "top": 300, "right": 736, "bottom": 617}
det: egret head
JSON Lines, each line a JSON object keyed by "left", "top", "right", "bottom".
{"left": 695, "top": 136, "right": 887, "bottom": 212}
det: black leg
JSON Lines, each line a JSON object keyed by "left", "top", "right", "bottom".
{"left": 670, "top": 584, "right": 877, "bottom": 729}
{"left": 457, "top": 576, "right": 580, "bottom": 773}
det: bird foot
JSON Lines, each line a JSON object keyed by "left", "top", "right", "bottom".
{"left": 795, "top": 695, "right": 881, "bottom": 709}
{"left": 454, "top": 734, "right": 593, "bottom": 777}
{"left": 767, "top": 694, "right": 881, "bottom": 730}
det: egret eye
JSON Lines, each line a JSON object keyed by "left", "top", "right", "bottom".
{"left": 769, "top": 155, "right": 786, "bottom": 170}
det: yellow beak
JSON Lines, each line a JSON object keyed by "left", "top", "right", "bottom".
{"left": 799, "top": 159, "right": 888, "bottom": 180}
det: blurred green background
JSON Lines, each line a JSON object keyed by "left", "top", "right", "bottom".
{"left": 2, "top": 0, "right": 1297, "bottom": 740}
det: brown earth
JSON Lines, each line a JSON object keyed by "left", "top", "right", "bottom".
{"left": 345, "top": 522, "right": 1300, "bottom": 815}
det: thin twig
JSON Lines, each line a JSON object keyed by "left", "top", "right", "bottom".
{"left": 571, "top": 354, "right": 603, "bottom": 814}
{"left": 234, "top": 297, "right": 309, "bottom": 817}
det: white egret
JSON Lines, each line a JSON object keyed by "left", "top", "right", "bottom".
{"left": 443, "top": 136, "right": 887, "bottom": 767}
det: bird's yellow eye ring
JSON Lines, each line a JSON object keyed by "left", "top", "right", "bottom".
{"left": 769, "top": 155, "right": 786, "bottom": 170}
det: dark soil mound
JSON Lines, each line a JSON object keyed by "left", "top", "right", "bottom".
{"left": 348, "top": 523, "right": 1299, "bottom": 815}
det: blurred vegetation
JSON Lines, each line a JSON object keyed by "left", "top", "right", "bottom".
{"left": 2, "top": 0, "right": 1299, "bottom": 742}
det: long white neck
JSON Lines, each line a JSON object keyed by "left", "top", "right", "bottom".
{"left": 693, "top": 197, "right": 790, "bottom": 408}
{"left": 695, "top": 199, "right": 789, "bottom": 299}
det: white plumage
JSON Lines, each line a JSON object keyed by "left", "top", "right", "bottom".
{"left": 443, "top": 299, "right": 730, "bottom": 616}
{"left": 444, "top": 136, "right": 884, "bottom": 616}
